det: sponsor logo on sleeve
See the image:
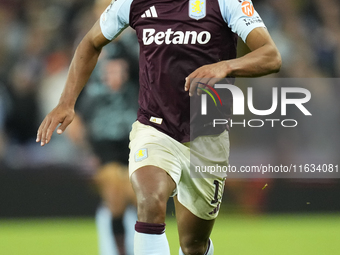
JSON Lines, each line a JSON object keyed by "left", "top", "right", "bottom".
{"left": 241, "top": 1, "right": 254, "bottom": 17}
{"left": 243, "top": 16, "right": 264, "bottom": 26}
{"left": 101, "top": 0, "right": 116, "bottom": 22}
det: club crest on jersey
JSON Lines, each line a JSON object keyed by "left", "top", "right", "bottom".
{"left": 189, "top": 0, "right": 206, "bottom": 20}
{"left": 135, "top": 148, "right": 148, "bottom": 162}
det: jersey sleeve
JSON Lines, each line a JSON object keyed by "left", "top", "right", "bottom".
{"left": 100, "top": 0, "right": 133, "bottom": 41}
{"left": 218, "top": 0, "right": 266, "bottom": 42}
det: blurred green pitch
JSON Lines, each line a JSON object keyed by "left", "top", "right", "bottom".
{"left": 0, "top": 214, "right": 339, "bottom": 255}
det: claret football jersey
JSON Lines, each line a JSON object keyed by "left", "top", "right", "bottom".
{"left": 100, "top": 0, "right": 266, "bottom": 143}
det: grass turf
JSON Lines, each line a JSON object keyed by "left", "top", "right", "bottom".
{"left": 0, "top": 214, "right": 339, "bottom": 255}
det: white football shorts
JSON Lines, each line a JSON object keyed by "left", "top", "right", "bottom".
{"left": 128, "top": 121, "right": 229, "bottom": 220}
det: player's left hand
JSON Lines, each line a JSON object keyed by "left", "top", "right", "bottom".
{"left": 184, "top": 61, "right": 230, "bottom": 96}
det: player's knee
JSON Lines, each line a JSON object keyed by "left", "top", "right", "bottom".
{"left": 180, "top": 241, "right": 207, "bottom": 255}
{"left": 136, "top": 193, "right": 167, "bottom": 223}
{"left": 181, "top": 239, "right": 214, "bottom": 255}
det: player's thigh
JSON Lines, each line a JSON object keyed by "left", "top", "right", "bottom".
{"left": 174, "top": 195, "right": 214, "bottom": 252}
{"left": 130, "top": 165, "right": 176, "bottom": 223}
{"left": 130, "top": 165, "right": 176, "bottom": 200}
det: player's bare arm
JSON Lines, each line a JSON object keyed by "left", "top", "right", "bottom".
{"left": 185, "top": 27, "right": 282, "bottom": 96}
{"left": 36, "top": 20, "right": 111, "bottom": 146}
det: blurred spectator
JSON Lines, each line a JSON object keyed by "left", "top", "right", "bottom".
{"left": 0, "top": 85, "right": 10, "bottom": 165}
{"left": 5, "top": 59, "right": 40, "bottom": 145}
{"left": 67, "top": 41, "right": 138, "bottom": 255}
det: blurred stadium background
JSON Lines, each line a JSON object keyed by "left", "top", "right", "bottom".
{"left": 1, "top": 0, "right": 340, "bottom": 254}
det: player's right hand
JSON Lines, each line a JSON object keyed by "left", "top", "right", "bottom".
{"left": 36, "top": 104, "right": 75, "bottom": 146}
{"left": 184, "top": 61, "right": 230, "bottom": 97}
